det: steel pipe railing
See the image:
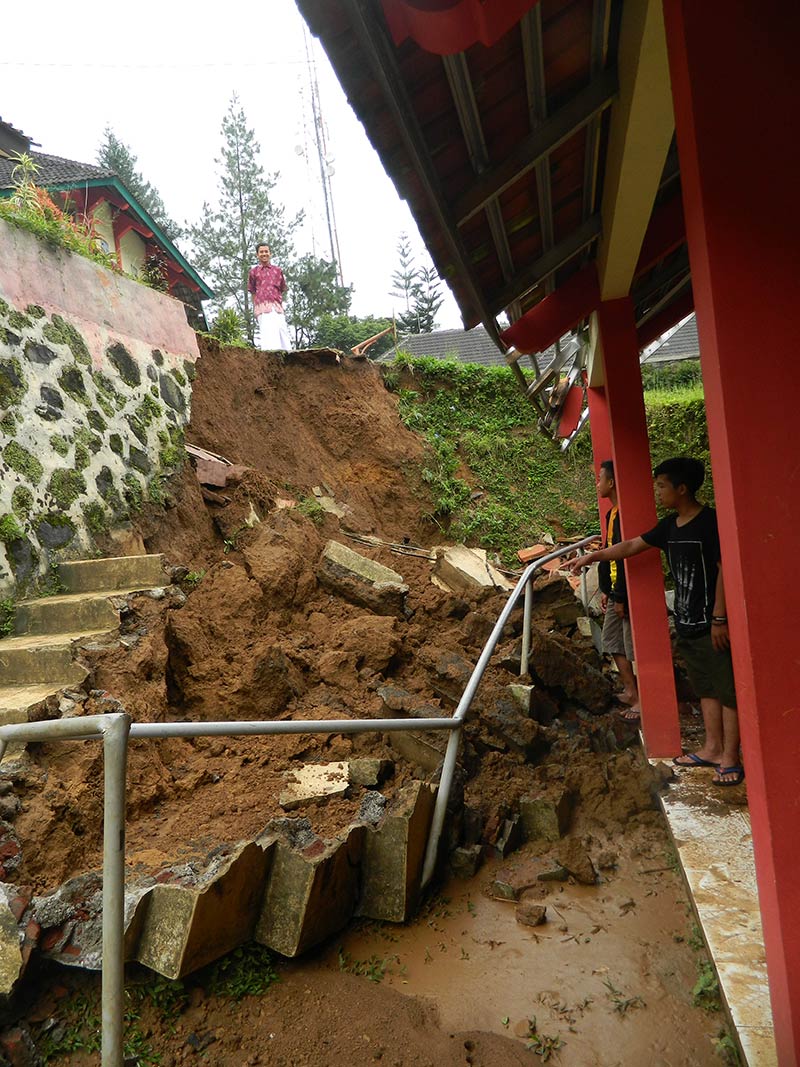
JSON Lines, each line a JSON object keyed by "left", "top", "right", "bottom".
{"left": 419, "top": 533, "right": 598, "bottom": 885}
{"left": 0, "top": 531, "right": 598, "bottom": 1065}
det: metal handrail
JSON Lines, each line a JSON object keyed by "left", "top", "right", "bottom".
{"left": 0, "top": 532, "right": 598, "bottom": 1065}
{"left": 419, "top": 533, "right": 599, "bottom": 884}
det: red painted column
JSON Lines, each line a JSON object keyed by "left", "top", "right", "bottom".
{"left": 663, "top": 3, "right": 800, "bottom": 1059}
{"left": 586, "top": 383, "right": 612, "bottom": 530}
{"left": 596, "top": 298, "right": 681, "bottom": 757}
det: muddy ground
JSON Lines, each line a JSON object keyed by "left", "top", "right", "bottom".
{"left": 0, "top": 342, "right": 734, "bottom": 1064}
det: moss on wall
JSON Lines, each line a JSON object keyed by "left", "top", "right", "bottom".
{"left": 43, "top": 314, "right": 91, "bottom": 365}
{"left": 4, "top": 441, "right": 44, "bottom": 484}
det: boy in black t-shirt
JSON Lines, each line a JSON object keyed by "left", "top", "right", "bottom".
{"left": 568, "top": 457, "right": 742, "bottom": 786}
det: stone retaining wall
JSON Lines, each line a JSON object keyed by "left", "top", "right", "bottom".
{"left": 0, "top": 219, "right": 200, "bottom": 596}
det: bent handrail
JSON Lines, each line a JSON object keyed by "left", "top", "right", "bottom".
{"left": 0, "top": 531, "right": 598, "bottom": 1065}
{"left": 419, "top": 533, "right": 599, "bottom": 886}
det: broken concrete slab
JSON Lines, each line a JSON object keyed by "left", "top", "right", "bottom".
{"left": 387, "top": 730, "right": 447, "bottom": 775}
{"left": 317, "top": 541, "right": 408, "bottom": 616}
{"left": 0, "top": 889, "right": 23, "bottom": 996}
{"left": 255, "top": 826, "right": 364, "bottom": 958}
{"left": 507, "top": 683, "right": 535, "bottom": 715}
{"left": 482, "top": 700, "right": 546, "bottom": 761}
{"left": 357, "top": 780, "right": 436, "bottom": 923}
{"left": 449, "top": 844, "right": 483, "bottom": 879}
{"left": 430, "top": 545, "right": 513, "bottom": 595}
{"left": 348, "top": 758, "right": 392, "bottom": 787}
{"left": 519, "top": 792, "right": 574, "bottom": 843}
{"left": 279, "top": 762, "right": 349, "bottom": 811}
{"left": 135, "top": 842, "right": 270, "bottom": 979}
{"left": 527, "top": 630, "right": 612, "bottom": 713}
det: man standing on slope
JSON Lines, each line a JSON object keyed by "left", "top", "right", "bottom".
{"left": 248, "top": 243, "right": 291, "bottom": 351}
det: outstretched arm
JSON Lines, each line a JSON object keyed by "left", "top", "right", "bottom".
{"left": 567, "top": 536, "right": 653, "bottom": 573}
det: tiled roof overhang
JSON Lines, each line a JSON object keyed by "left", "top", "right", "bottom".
{"left": 298, "top": 0, "right": 691, "bottom": 359}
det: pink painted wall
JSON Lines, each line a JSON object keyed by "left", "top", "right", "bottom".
{"left": 0, "top": 218, "right": 199, "bottom": 365}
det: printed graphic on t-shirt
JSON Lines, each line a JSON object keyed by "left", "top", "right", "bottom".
{"left": 668, "top": 539, "right": 710, "bottom": 631}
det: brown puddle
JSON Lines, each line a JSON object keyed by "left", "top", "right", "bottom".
{"left": 313, "top": 830, "right": 726, "bottom": 1067}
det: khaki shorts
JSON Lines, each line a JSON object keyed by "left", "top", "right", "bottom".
{"left": 601, "top": 606, "right": 634, "bottom": 661}
{"left": 676, "top": 632, "right": 737, "bottom": 709}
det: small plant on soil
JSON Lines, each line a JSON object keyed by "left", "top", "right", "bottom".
{"left": 714, "top": 1027, "right": 742, "bottom": 1065}
{"left": 297, "top": 495, "right": 326, "bottom": 525}
{"left": 183, "top": 569, "right": 206, "bottom": 588}
{"left": 692, "top": 960, "right": 721, "bottom": 1012}
{"left": 0, "top": 598, "right": 14, "bottom": 637}
{"left": 525, "top": 1016, "right": 564, "bottom": 1061}
{"left": 36, "top": 988, "right": 161, "bottom": 1064}
{"left": 603, "top": 977, "right": 645, "bottom": 1015}
{"left": 203, "top": 942, "right": 278, "bottom": 1000}
{"left": 337, "top": 948, "right": 402, "bottom": 983}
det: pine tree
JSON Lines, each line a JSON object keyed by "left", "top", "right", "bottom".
{"left": 97, "top": 127, "right": 181, "bottom": 240}
{"left": 284, "top": 254, "right": 353, "bottom": 348}
{"left": 390, "top": 234, "right": 443, "bottom": 334}
{"left": 187, "top": 96, "right": 302, "bottom": 343}
{"left": 389, "top": 232, "right": 417, "bottom": 331}
{"left": 411, "top": 264, "right": 444, "bottom": 334}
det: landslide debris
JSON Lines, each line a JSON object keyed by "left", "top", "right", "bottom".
{"left": 0, "top": 341, "right": 659, "bottom": 986}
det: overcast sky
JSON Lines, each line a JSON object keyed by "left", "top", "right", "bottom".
{"left": 1, "top": 0, "right": 463, "bottom": 328}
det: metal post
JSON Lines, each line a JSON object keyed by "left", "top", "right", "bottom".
{"left": 520, "top": 580, "right": 533, "bottom": 676}
{"left": 101, "top": 713, "right": 130, "bottom": 1067}
{"left": 420, "top": 726, "right": 461, "bottom": 885}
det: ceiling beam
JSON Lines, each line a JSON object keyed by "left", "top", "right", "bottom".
{"left": 636, "top": 286, "right": 693, "bottom": 349}
{"left": 595, "top": 0, "right": 675, "bottom": 299}
{"left": 585, "top": 0, "right": 675, "bottom": 387}
{"left": 520, "top": 7, "right": 554, "bottom": 296}
{"left": 443, "top": 53, "right": 518, "bottom": 289}
{"left": 634, "top": 191, "right": 685, "bottom": 278}
{"left": 339, "top": 0, "right": 499, "bottom": 335}
{"left": 488, "top": 214, "right": 601, "bottom": 315}
{"left": 453, "top": 67, "right": 618, "bottom": 226}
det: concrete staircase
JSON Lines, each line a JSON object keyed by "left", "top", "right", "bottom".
{"left": 0, "top": 554, "right": 167, "bottom": 742}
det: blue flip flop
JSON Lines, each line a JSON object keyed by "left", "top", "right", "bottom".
{"left": 713, "top": 765, "right": 745, "bottom": 787}
{"left": 673, "top": 752, "right": 716, "bottom": 768}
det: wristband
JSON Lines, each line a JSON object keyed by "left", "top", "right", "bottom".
{"left": 711, "top": 616, "right": 727, "bottom": 624}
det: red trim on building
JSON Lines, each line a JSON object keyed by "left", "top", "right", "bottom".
{"left": 381, "top": 0, "right": 539, "bottom": 55}
{"left": 500, "top": 264, "right": 599, "bottom": 354}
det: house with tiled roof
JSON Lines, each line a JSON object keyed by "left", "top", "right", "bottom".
{"left": 641, "top": 314, "right": 699, "bottom": 365}
{"left": 0, "top": 119, "right": 211, "bottom": 328}
{"left": 378, "top": 324, "right": 557, "bottom": 370}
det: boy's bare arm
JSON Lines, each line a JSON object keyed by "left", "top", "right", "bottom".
{"left": 567, "top": 536, "right": 652, "bottom": 573}
{"left": 711, "top": 562, "right": 730, "bottom": 651}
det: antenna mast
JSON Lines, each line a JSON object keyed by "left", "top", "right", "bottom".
{"left": 303, "top": 28, "right": 344, "bottom": 285}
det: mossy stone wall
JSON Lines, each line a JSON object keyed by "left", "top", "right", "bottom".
{"left": 0, "top": 223, "right": 199, "bottom": 597}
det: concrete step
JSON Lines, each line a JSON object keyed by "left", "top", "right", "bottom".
{"left": 0, "top": 631, "right": 102, "bottom": 685}
{"left": 0, "top": 683, "right": 63, "bottom": 761}
{"left": 14, "top": 591, "right": 123, "bottom": 637}
{"left": 57, "top": 554, "right": 166, "bottom": 594}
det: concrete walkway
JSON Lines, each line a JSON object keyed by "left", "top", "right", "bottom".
{"left": 651, "top": 759, "right": 777, "bottom": 1066}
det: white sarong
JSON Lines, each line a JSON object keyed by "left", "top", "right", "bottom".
{"left": 257, "top": 310, "right": 292, "bottom": 351}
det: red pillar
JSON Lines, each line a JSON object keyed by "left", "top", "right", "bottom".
{"left": 596, "top": 298, "right": 681, "bottom": 757}
{"left": 663, "top": 3, "right": 800, "bottom": 1059}
{"left": 586, "top": 383, "right": 612, "bottom": 530}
